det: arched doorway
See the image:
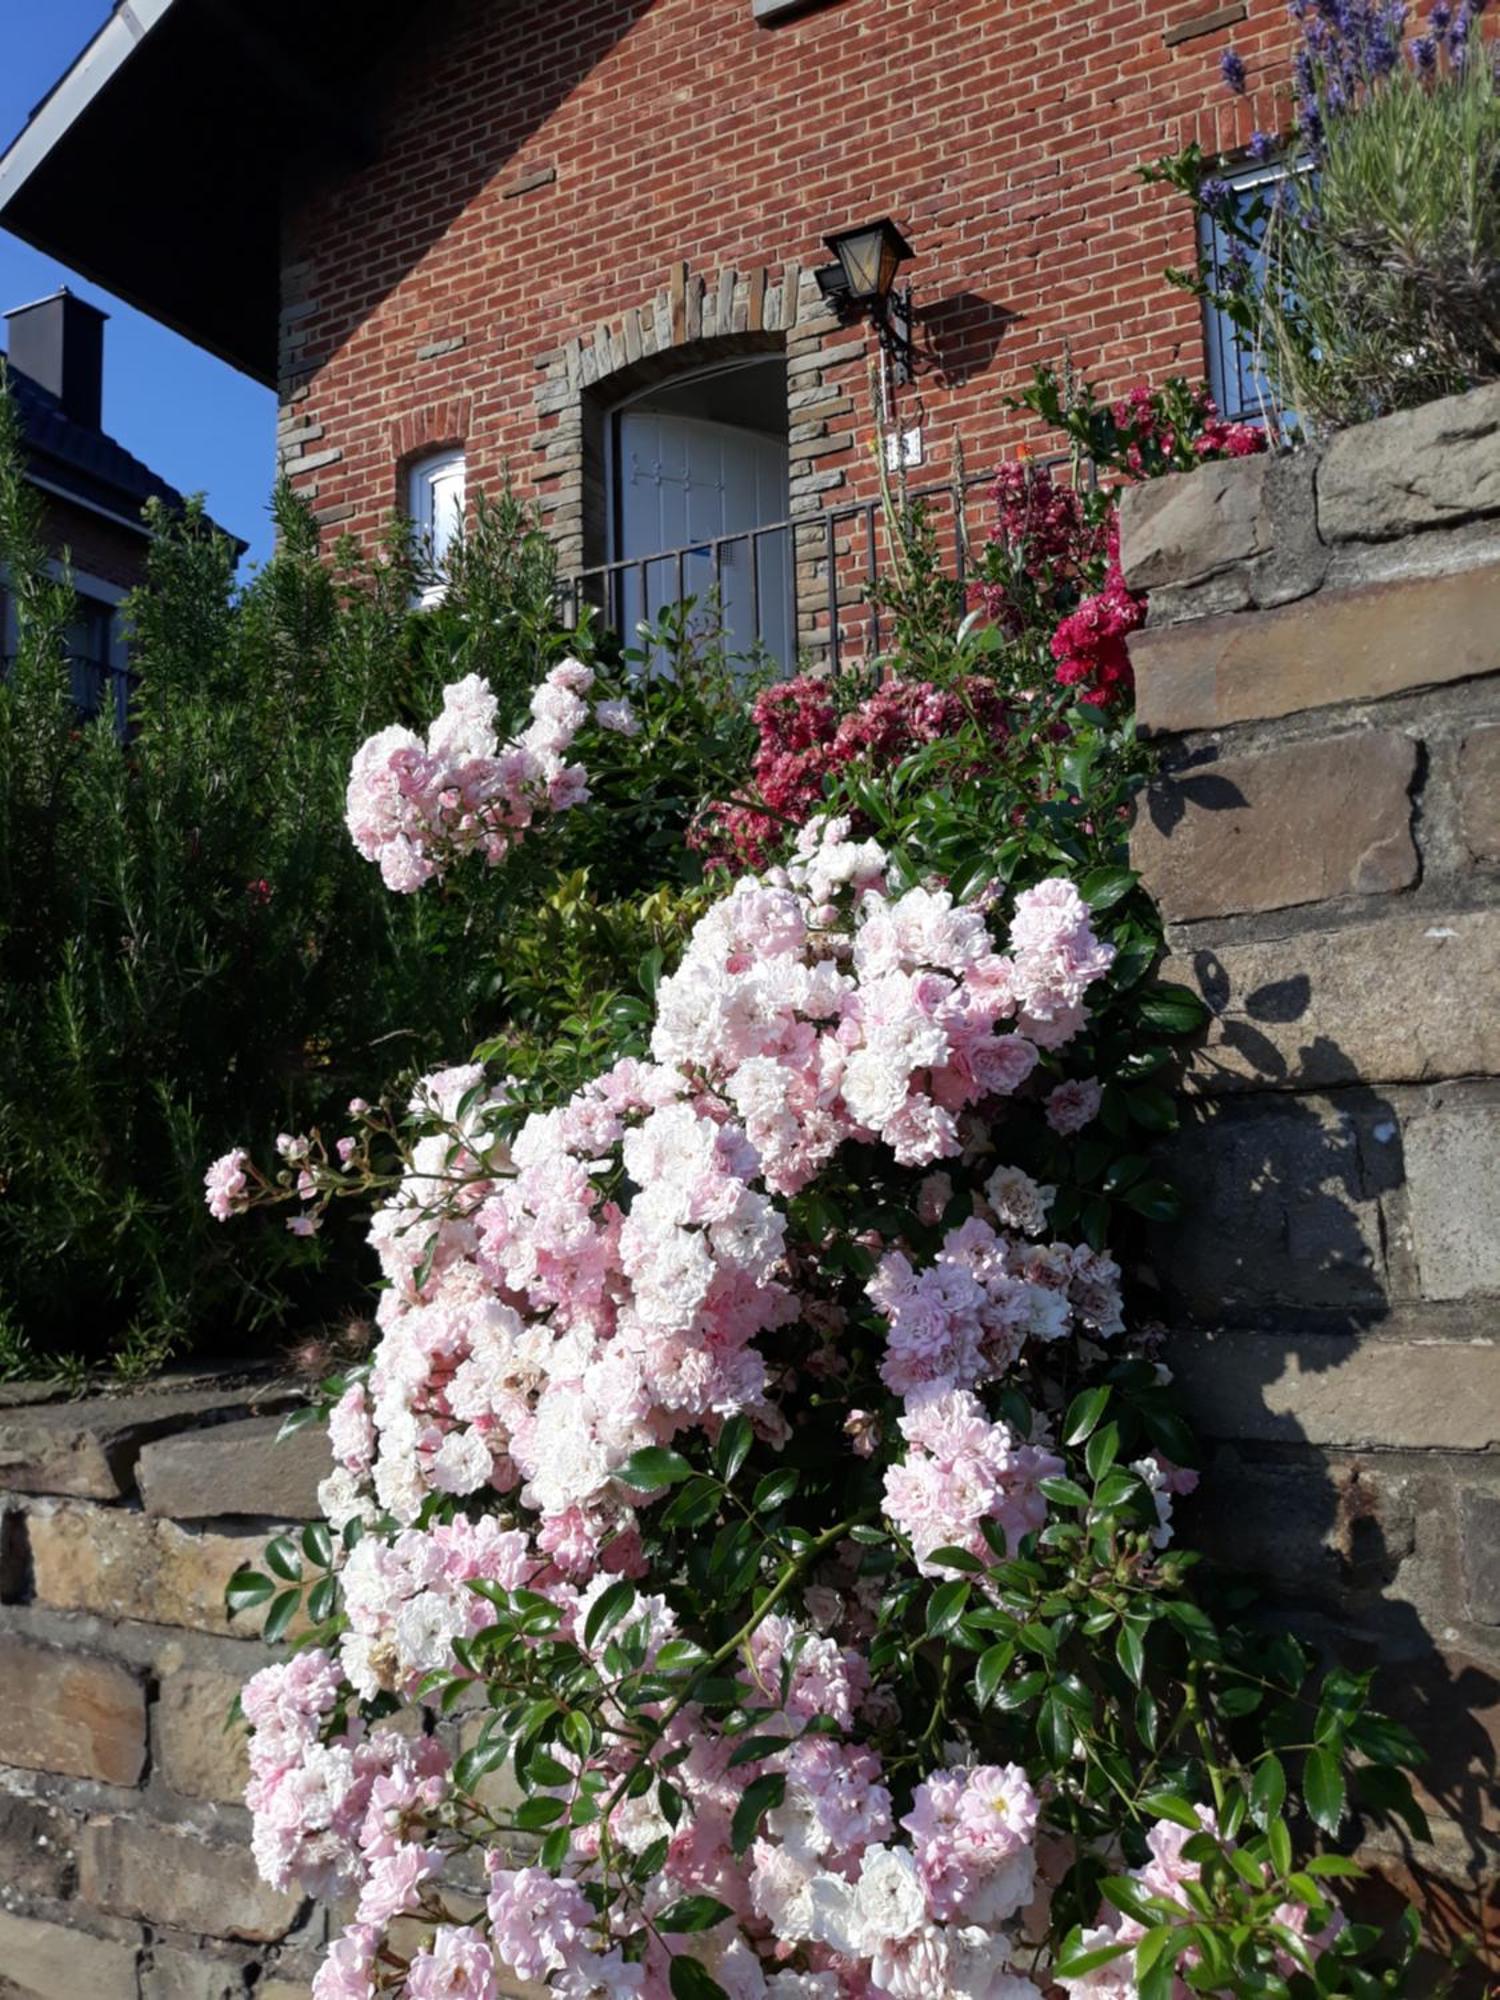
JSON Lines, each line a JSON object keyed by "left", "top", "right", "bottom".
{"left": 606, "top": 354, "right": 793, "bottom": 672}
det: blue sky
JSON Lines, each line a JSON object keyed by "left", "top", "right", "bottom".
{"left": 1, "top": 1, "right": 278, "bottom": 567}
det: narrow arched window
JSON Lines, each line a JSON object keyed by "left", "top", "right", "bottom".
{"left": 406, "top": 448, "right": 467, "bottom": 604}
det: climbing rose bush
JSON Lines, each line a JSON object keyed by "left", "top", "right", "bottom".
{"left": 223, "top": 665, "right": 1435, "bottom": 2000}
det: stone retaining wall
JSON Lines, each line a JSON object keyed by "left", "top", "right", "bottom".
{"left": 1120, "top": 383, "right": 1500, "bottom": 1963}
{"left": 0, "top": 1376, "right": 332, "bottom": 2000}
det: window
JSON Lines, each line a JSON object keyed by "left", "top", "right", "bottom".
{"left": 1198, "top": 157, "right": 1290, "bottom": 423}
{"left": 0, "top": 577, "right": 130, "bottom": 735}
{"left": 407, "top": 448, "right": 467, "bottom": 604}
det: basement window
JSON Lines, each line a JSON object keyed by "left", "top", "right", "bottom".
{"left": 407, "top": 448, "right": 467, "bottom": 604}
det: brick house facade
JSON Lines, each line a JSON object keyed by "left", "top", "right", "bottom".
{"left": 2, "top": 0, "right": 1294, "bottom": 661}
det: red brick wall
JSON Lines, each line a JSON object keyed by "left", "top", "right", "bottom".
{"left": 34, "top": 493, "right": 149, "bottom": 592}
{"left": 279, "top": 0, "right": 1295, "bottom": 560}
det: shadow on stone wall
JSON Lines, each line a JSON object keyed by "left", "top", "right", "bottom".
{"left": 1148, "top": 955, "right": 1499, "bottom": 1989}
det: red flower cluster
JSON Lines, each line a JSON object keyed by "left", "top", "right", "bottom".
{"left": 967, "top": 462, "right": 1107, "bottom": 632}
{"left": 1109, "top": 383, "right": 1266, "bottom": 478}
{"left": 1050, "top": 519, "right": 1145, "bottom": 709}
{"left": 694, "top": 673, "right": 1012, "bottom": 874}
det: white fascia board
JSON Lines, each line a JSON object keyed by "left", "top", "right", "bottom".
{"left": 0, "top": 0, "right": 179, "bottom": 214}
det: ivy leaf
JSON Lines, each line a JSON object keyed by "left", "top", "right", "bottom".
{"left": 657, "top": 1895, "right": 734, "bottom": 1933}
{"left": 1303, "top": 1746, "right": 1346, "bottom": 1835}
{"left": 731, "top": 1773, "right": 786, "bottom": 1854}
{"left": 616, "top": 1448, "right": 693, "bottom": 1491}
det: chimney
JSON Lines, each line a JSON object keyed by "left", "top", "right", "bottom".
{"left": 3, "top": 289, "right": 108, "bottom": 431}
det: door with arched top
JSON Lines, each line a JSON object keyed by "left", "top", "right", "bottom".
{"left": 609, "top": 357, "right": 793, "bottom": 673}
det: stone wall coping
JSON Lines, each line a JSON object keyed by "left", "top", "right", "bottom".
{"left": 0, "top": 1376, "right": 304, "bottom": 1502}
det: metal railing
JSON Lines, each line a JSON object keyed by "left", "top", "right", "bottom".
{"left": 560, "top": 451, "right": 1096, "bottom": 675}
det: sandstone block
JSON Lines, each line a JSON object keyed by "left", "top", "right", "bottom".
{"left": 256, "top": 1986, "right": 314, "bottom": 2000}
{"left": 138, "top": 1414, "right": 329, "bottom": 1521}
{"left": 0, "top": 1634, "right": 147, "bottom": 1785}
{"left": 0, "top": 1790, "right": 80, "bottom": 1900}
{"left": 1457, "top": 723, "right": 1500, "bottom": 862}
{"left": 1459, "top": 1487, "right": 1500, "bottom": 1624}
{"left": 1401, "top": 1092, "right": 1500, "bottom": 1299}
{"left": 79, "top": 1816, "right": 301, "bottom": 1942}
{"left": 1132, "top": 730, "right": 1418, "bottom": 921}
{"left": 1164, "top": 910, "right": 1500, "bottom": 1092}
{"left": 1318, "top": 381, "right": 1500, "bottom": 542}
{"left": 139, "top": 1945, "right": 252, "bottom": 2000}
{"left": 1131, "top": 563, "right": 1500, "bottom": 734}
{"left": 0, "top": 1382, "right": 284, "bottom": 1501}
{"left": 0, "top": 1910, "right": 138, "bottom": 2000}
{"left": 157, "top": 1666, "right": 252, "bottom": 1802}
{"left": 26, "top": 1500, "right": 284, "bottom": 1637}
{"left": 1184, "top": 1450, "right": 1417, "bottom": 1604}
{"left": 1118, "top": 453, "right": 1269, "bottom": 590}
{"left": 1157, "top": 1094, "right": 1393, "bottom": 1313}
{"left": 1167, "top": 1329, "right": 1500, "bottom": 1451}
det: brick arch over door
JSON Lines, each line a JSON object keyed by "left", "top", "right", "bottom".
{"left": 530, "top": 259, "right": 850, "bottom": 588}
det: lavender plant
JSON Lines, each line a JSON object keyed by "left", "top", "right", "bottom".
{"left": 1149, "top": 0, "right": 1500, "bottom": 433}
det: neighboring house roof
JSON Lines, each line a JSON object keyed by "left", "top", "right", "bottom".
{"left": 0, "top": 0, "right": 420, "bottom": 386}
{"left": 5, "top": 355, "right": 185, "bottom": 534}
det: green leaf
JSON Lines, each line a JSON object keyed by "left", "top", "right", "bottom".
{"left": 1137, "top": 982, "right": 1210, "bottom": 1035}
{"left": 540, "top": 1826, "right": 570, "bottom": 1871}
{"left": 584, "top": 1578, "right": 636, "bottom": 1649}
{"left": 615, "top": 1447, "right": 693, "bottom": 1491}
{"left": 1251, "top": 1753, "right": 1287, "bottom": 1828}
{"left": 307, "top": 1574, "right": 337, "bottom": 1625}
{"left": 1267, "top": 1814, "right": 1293, "bottom": 1878}
{"left": 1063, "top": 1385, "right": 1111, "bottom": 1444}
{"left": 299, "top": 1521, "right": 335, "bottom": 1569}
{"left": 657, "top": 1895, "right": 734, "bottom": 1933}
{"left": 731, "top": 1773, "right": 786, "bottom": 1855}
{"left": 225, "top": 1566, "right": 274, "bottom": 1614}
{"left": 262, "top": 1587, "right": 301, "bottom": 1644}
{"left": 926, "top": 1580, "right": 971, "bottom": 1637}
{"left": 1039, "top": 1476, "right": 1091, "bottom": 1509}
{"left": 1054, "top": 1926, "right": 1132, "bottom": 1979}
{"left": 1303, "top": 1746, "right": 1346, "bottom": 1835}
{"left": 514, "top": 1795, "right": 566, "bottom": 1831}
{"left": 1139, "top": 1791, "right": 1202, "bottom": 1830}
{"left": 264, "top": 1536, "right": 303, "bottom": 1584}
{"left": 925, "top": 1544, "right": 985, "bottom": 1573}
{"left": 752, "top": 1468, "right": 799, "bottom": 1513}
{"left": 974, "top": 1642, "right": 1015, "bottom": 1710}
{"left": 1115, "top": 1621, "right": 1146, "bottom": 1686}
{"left": 669, "top": 1959, "right": 728, "bottom": 2000}
{"left": 1080, "top": 865, "right": 1139, "bottom": 911}
{"left": 713, "top": 1415, "right": 752, "bottom": 1483}
{"left": 1085, "top": 1422, "right": 1120, "bottom": 1482}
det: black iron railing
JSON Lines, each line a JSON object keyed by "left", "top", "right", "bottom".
{"left": 560, "top": 451, "right": 1096, "bottom": 674}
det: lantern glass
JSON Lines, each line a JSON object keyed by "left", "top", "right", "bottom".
{"left": 824, "top": 219, "right": 912, "bottom": 303}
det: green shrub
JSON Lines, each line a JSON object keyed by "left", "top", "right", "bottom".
{"left": 0, "top": 382, "right": 749, "bottom": 1380}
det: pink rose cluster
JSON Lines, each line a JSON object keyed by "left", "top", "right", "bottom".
{"left": 236, "top": 812, "right": 1137, "bottom": 1997}
{"left": 344, "top": 660, "right": 631, "bottom": 892}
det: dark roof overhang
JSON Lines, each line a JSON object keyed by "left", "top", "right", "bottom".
{"left": 0, "top": 0, "right": 415, "bottom": 388}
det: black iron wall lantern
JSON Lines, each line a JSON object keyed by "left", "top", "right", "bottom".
{"left": 815, "top": 218, "right": 916, "bottom": 385}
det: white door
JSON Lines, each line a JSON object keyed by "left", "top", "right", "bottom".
{"left": 614, "top": 411, "right": 792, "bottom": 672}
